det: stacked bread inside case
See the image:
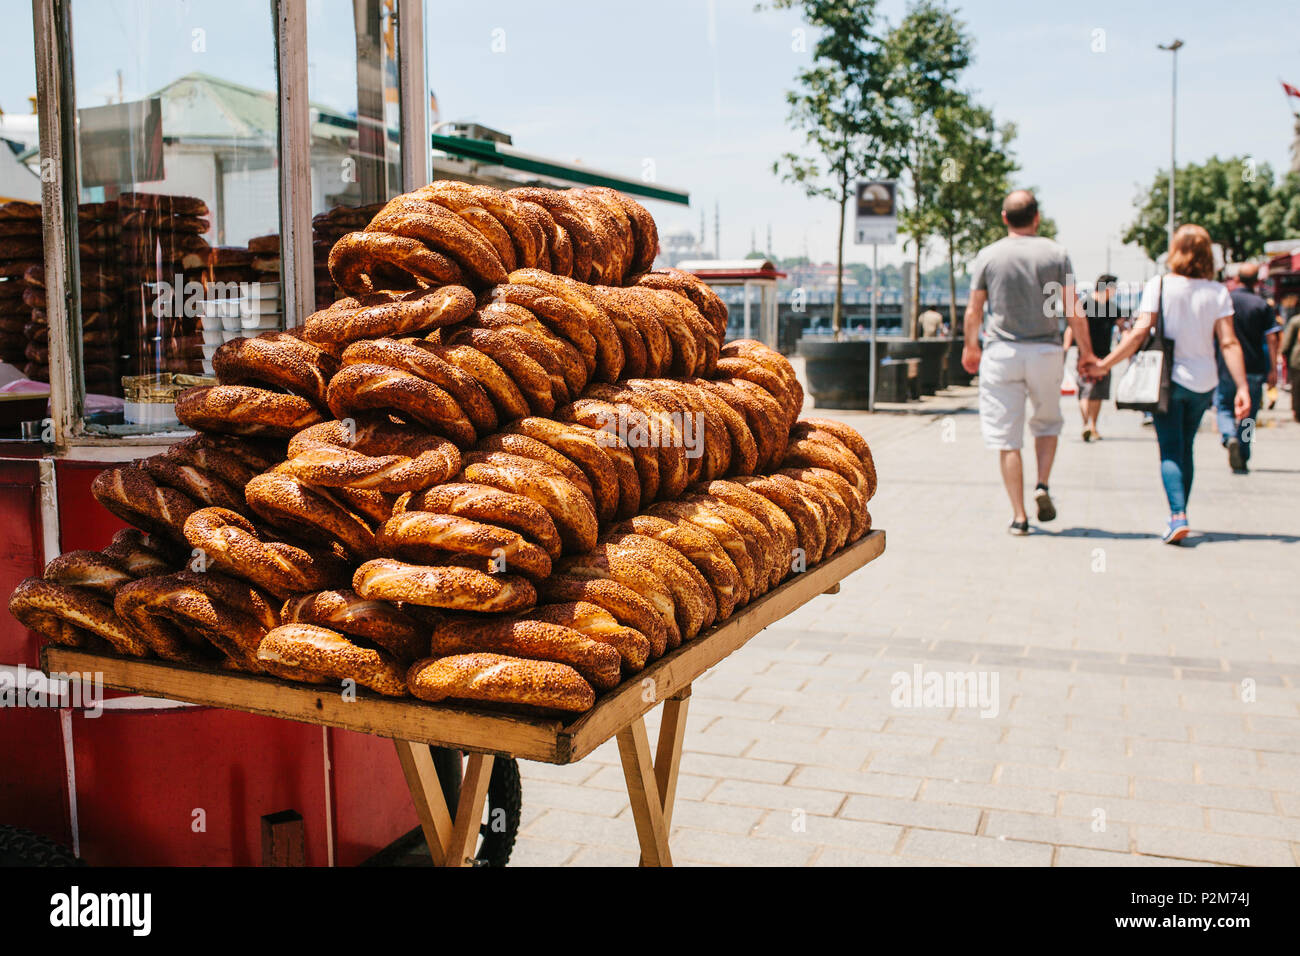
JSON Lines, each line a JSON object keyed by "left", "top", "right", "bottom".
{"left": 9, "top": 181, "right": 876, "bottom": 715}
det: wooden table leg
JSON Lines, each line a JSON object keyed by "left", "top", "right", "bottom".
{"left": 393, "top": 738, "right": 454, "bottom": 866}
{"left": 617, "top": 716, "right": 673, "bottom": 866}
{"left": 446, "top": 753, "right": 494, "bottom": 867}
{"left": 638, "top": 686, "right": 691, "bottom": 866}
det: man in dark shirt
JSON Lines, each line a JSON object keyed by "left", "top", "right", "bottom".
{"left": 1216, "top": 262, "right": 1275, "bottom": 472}
{"left": 1064, "top": 274, "right": 1122, "bottom": 441}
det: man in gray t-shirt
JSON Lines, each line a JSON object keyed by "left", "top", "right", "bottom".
{"left": 961, "top": 190, "right": 1096, "bottom": 535}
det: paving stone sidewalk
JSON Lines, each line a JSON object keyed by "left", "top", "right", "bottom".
{"left": 509, "top": 385, "right": 1300, "bottom": 866}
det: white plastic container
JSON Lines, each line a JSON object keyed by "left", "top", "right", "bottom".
{"left": 123, "top": 401, "right": 180, "bottom": 428}
{"left": 240, "top": 312, "right": 281, "bottom": 332}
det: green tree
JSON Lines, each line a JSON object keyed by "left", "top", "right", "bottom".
{"left": 767, "top": 0, "right": 891, "bottom": 338}
{"left": 1124, "top": 155, "right": 1283, "bottom": 264}
{"left": 924, "top": 95, "right": 1019, "bottom": 327}
{"left": 879, "top": 0, "right": 972, "bottom": 337}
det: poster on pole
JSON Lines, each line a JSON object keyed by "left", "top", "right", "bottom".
{"left": 854, "top": 180, "right": 897, "bottom": 245}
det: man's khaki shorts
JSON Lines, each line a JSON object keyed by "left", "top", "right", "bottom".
{"left": 978, "top": 340, "right": 1065, "bottom": 450}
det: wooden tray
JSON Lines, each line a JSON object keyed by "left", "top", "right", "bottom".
{"left": 42, "top": 530, "right": 886, "bottom": 865}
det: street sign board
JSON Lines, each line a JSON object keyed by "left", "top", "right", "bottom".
{"left": 854, "top": 180, "right": 897, "bottom": 245}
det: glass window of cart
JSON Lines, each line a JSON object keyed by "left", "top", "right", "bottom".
{"left": 67, "top": 0, "right": 281, "bottom": 436}
{"left": 307, "top": 0, "right": 405, "bottom": 309}
{"left": 0, "top": 4, "right": 46, "bottom": 437}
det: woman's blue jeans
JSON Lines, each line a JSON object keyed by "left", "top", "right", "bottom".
{"left": 1151, "top": 383, "right": 1214, "bottom": 514}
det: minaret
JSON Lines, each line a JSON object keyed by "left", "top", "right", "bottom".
{"left": 714, "top": 201, "right": 720, "bottom": 259}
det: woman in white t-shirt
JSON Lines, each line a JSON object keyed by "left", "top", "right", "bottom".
{"left": 1090, "top": 225, "right": 1249, "bottom": 544}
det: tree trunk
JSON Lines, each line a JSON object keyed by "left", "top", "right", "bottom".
{"left": 833, "top": 176, "right": 847, "bottom": 342}
{"left": 910, "top": 234, "right": 923, "bottom": 340}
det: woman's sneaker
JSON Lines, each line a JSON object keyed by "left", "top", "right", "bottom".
{"left": 1008, "top": 519, "right": 1030, "bottom": 536}
{"left": 1034, "top": 485, "right": 1056, "bottom": 522}
{"left": 1162, "top": 514, "right": 1189, "bottom": 545}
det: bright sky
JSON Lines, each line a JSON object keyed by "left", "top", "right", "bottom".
{"left": 3, "top": 0, "right": 1298, "bottom": 287}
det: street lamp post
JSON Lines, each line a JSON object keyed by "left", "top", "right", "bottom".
{"left": 1157, "top": 39, "right": 1184, "bottom": 265}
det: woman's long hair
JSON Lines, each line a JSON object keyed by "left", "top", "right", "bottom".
{"left": 1167, "top": 224, "right": 1216, "bottom": 280}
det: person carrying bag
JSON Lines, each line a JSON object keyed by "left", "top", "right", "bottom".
{"left": 1084, "top": 225, "right": 1250, "bottom": 544}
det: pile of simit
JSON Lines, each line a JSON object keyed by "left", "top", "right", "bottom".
{"left": 8, "top": 181, "right": 876, "bottom": 715}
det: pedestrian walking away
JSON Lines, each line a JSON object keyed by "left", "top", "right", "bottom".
{"left": 1281, "top": 307, "right": 1300, "bottom": 423}
{"left": 962, "top": 189, "right": 1098, "bottom": 535}
{"left": 1214, "top": 261, "right": 1274, "bottom": 473}
{"left": 1064, "top": 273, "right": 1124, "bottom": 442}
{"left": 1086, "top": 224, "right": 1251, "bottom": 544}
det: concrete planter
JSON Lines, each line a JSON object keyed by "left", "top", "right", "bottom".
{"left": 798, "top": 338, "right": 875, "bottom": 410}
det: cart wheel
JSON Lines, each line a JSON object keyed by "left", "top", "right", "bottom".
{"left": 0, "top": 826, "right": 82, "bottom": 867}
{"left": 475, "top": 757, "right": 521, "bottom": 868}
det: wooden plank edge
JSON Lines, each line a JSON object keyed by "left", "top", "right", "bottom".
{"left": 40, "top": 647, "right": 565, "bottom": 762}
{"left": 560, "top": 529, "right": 886, "bottom": 762}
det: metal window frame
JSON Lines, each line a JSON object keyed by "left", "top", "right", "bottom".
{"left": 31, "top": 0, "right": 429, "bottom": 449}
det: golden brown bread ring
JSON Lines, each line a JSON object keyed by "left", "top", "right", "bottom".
{"left": 101, "top": 529, "right": 174, "bottom": 578}
{"left": 284, "top": 417, "right": 461, "bottom": 493}
{"left": 513, "top": 200, "right": 566, "bottom": 275}
{"left": 507, "top": 188, "right": 597, "bottom": 282}
{"left": 698, "top": 379, "right": 782, "bottom": 472}
{"left": 558, "top": 398, "right": 659, "bottom": 507}
{"left": 353, "top": 558, "right": 536, "bottom": 613}
{"left": 407, "top": 653, "right": 594, "bottom": 712}
{"left": 213, "top": 332, "right": 339, "bottom": 407}
{"left": 636, "top": 290, "right": 700, "bottom": 377}
{"left": 367, "top": 198, "right": 507, "bottom": 286}
{"left": 413, "top": 188, "right": 518, "bottom": 271}
{"left": 733, "top": 475, "right": 827, "bottom": 567}
{"left": 428, "top": 617, "right": 620, "bottom": 690}
{"left": 378, "top": 510, "right": 551, "bottom": 580}
{"left": 615, "top": 288, "right": 671, "bottom": 377}
{"left": 176, "top": 385, "right": 324, "bottom": 439}
{"left": 441, "top": 183, "right": 545, "bottom": 268}
{"left": 464, "top": 308, "right": 576, "bottom": 405}
{"left": 458, "top": 455, "right": 598, "bottom": 554}
{"left": 326, "top": 363, "right": 477, "bottom": 448}
{"left": 163, "top": 435, "right": 259, "bottom": 490}
{"left": 612, "top": 514, "right": 742, "bottom": 619}
{"left": 573, "top": 188, "right": 636, "bottom": 279}
{"left": 403, "top": 482, "right": 562, "bottom": 559}
{"left": 114, "top": 571, "right": 283, "bottom": 670}
{"left": 683, "top": 377, "right": 759, "bottom": 477}
{"left": 603, "top": 532, "right": 717, "bottom": 638}
{"left": 183, "top": 507, "right": 350, "bottom": 598}
{"left": 341, "top": 338, "right": 496, "bottom": 433}
{"left": 257, "top": 623, "right": 408, "bottom": 695}
{"left": 627, "top": 379, "right": 725, "bottom": 485}
{"left": 143, "top": 455, "right": 247, "bottom": 515}
{"left": 305, "top": 285, "right": 476, "bottom": 346}
{"left": 524, "top": 601, "right": 649, "bottom": 672}
{"left": 566, "top": 191, "right": 628, "bottom": 284}
{"left": 780, "top": 472, "right": 848, "bottom": 555}
{"left": 613, "top": 192, "right": 659, "bottom": 276}
{"left": 189, "top": 433, "right": 287, "bottom": 474}
{"left": 654, "top": 379, "right": 733, "bottom": 482}
{"left": 646, "top": 499, "right": 756, "bottom": 603}
{"left": 582, "top": 285, "right": 647, "bottom": 379}
{"left": 281, "top": 589, "right": 427, "bottom": 662}
{"left": 446, "top": 326, "right": 555, "bottom": 416}
{"left": 328, "top": 231, "right": 465, "bottom": 297}
{"left": 557, "top": 551, "right": 681, "bottom": 650}
{"left": 698, "top": 479, "right": 798, "bottom": 587}
{"left": 714, "top": 355, "right": 796, "bottom": 427}
{"left": 91, "top": 466, "right": 199, "bottom": 543}
{"left": 791, "top": 420, "right": 877, "bottom": 500}
{"left": 328, "top": 486, "right": 395, "bottom": 526}
{"left": 503, "top": 417, "right": 622, "bottom": 524}
{"left": 779, "top": 465, "right": 867, "bottom": 542}
{"left": 635, "top": 268, "right": 729, "bottom": 338}
{"left": 680, "top": 493, "right": 776, "bottom": 598}
{"left": 484, "top": 283, "right": 598, "bottom": 380}
{"left": 583, "top": 384, "right": 688, "bottom": 501}
{"left": 537, "top": 574, "right": 667, "bottom": 659}
{"left": 467, "top": 439, "right": 594, "bottom": 503}
{"left": 9, "top": 577, "right": 150, "bottom": 656}
{"left": 722, "top": 339, "right": 802, "bottom": 416}
{"left": 422, "top": 340, "right": 530, "bottom": 424}
{"left": 783, "top": 435, "right": 869, "bottom": 498}
{"left": 245, "top": 470, "right": 378, "bottom": 561}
